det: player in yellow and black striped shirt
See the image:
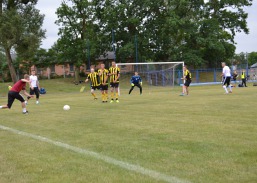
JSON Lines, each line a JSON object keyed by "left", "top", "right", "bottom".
{"left": 85, "top": 68, "right": 100, "bottom": 100}
{"left": 98, "top": 63, "right": 109, "bottom": 103}
{"left": 109, "top": 61, "right": 120, "bottom": 103}
{"left": 181, "top": 65, "right": 192, "bottom": 96}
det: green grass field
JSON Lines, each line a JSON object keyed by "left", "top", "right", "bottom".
{"left": 0, "top": 79, "right": 257, "bottom": 183}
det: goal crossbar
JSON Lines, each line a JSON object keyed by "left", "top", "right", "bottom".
{"left": 116, "top": 62, "right": 184, "bottom": 66}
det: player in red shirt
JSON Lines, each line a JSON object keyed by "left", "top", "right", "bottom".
{"left": 0, "top": 74, "right": 34, "bottom": 114}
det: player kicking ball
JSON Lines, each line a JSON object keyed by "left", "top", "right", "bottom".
{"left": 221, "top": 62, "right": 232, "bottom": 94}
{"left": 0, "top": 74, "right": 34, "bottom": 114}
{"left": 129, "top": 72, "right": 142, "bottom": 95}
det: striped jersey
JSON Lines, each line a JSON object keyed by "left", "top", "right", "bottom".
{"left": 87, "top": 72, "right": 100, "bottom": 86}
{"left": 98, "top": 69, "right": 109, "bottom": 84}
{"left": 109, "top": 67, "right": 120, "bottom": 83}
{"left": 184, "top": 69, "right": 192, "bottom": 80}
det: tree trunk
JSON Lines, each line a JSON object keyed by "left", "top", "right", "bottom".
{"left": 74, "top": 66, "right": 80, "bottom": 84}
{"left": 5, "top": 48, "right": 17, "bottom": 83}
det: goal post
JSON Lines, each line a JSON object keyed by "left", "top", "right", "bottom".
{"left": 116, "top": 62, "right": 184, "bottom": 94}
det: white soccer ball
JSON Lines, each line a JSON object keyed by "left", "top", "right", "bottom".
{"left": 63, "top": 105, "right": 70, "bottom": 111}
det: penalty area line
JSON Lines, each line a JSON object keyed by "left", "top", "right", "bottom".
{"left": 0, "top": 124, "right": 190, "bottom": 183}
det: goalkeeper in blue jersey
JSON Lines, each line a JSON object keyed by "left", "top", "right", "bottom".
{"left": 129, "top": 72, "right": 142, "bottom": 95}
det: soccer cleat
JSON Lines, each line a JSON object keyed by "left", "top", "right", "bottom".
{"left": 179, "top": 93, "right": 185, "bottom": 96}
{"left": 94, "top": 98, "right": 98, "bottom": 100}
{"left": 116, "top": 100, "right": 119, "bottom": 103}
{"left": 23, "top": 111, "right": 29, "bottom": 114}
{"left": 229, "top": 91, "right": 232, "bottom": 93}
{"left": 110, "top": 100, "right": 114, "bottom": 103}
{"left": 25, "top": 101, "right": 28, "bottom": 105}
{"left": 36, "top": 101, "right": 39, "bottom": 104}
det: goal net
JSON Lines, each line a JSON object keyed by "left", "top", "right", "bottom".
{"left": 116, "top": 62, "right": 184, "bottom": 94}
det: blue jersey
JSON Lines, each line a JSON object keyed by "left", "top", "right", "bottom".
{"left": 130, "top": 75, "right": 142, "bottom": 84}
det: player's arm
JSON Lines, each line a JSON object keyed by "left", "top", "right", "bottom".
{"left": 22, "top": 89, "right": 33, "bottom": 98}
{"left": 114, "top": 70, "right": 120, "bottom": 82}
{"left": 130, "top": 77, "right": 134, "bottom": 86}
{"left": 103, "top": 71, "right": 109, "bottom": 84}
{"left": 139, "top": 76, "right": 142, "bottom": 86}
{"left": 85, "top": 75, "right": 90, "bottom": 83}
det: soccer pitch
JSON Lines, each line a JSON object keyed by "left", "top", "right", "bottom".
{"left": 0, "top": 79, "right": 257, "bottom": 183}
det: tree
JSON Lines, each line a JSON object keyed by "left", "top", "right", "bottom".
{"left": 93, "top": 0, "right": 252, "bottom": 67}
{"left": 248, "top": 52, "right": 257, "bottom": 66}
{"left": 0, "top": 0, "right": 45, "bottom": 83}
{"left": 55, "top": 0, "right": 98, "bottom": 83}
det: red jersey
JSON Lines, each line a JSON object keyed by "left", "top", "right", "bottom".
{"left": 10, "top": 80, "right": 27, "bottom": 92}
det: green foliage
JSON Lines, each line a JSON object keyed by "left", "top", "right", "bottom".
{"left": 248, "top": 52, "right": 257, "bottom": 66}
{"left": 0, "top": 0, "right": 45, "bottom": 82}
{"left": 92, "top": 0, "right": 251, "bottom": 67}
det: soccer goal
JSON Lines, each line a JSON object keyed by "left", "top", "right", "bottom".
{"left": 116, "top": 62, "right": 184, "bottom": 94}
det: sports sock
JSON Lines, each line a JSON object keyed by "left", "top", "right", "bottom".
{"left": 223, "top": 85, "right": 228, "bottom": 93}
{"left": 115, "top": 92, "right": 118, "bottom": 99}
{"left": 22, "top": 108, "right": 26, "bottom": 113}
{"left": 229, "top": 85, "right": 232, "bottom": 92}
{"left": 92, "top": 93, "right": 96, "bottom": 98}
{"left": 111, "top": 92, "right": 114, "bottom": 100}
{"left": 102, "top": 93, "right": 104, "bottom": 101}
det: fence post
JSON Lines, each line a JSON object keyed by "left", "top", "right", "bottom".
{"left": 214, "top": 69, "right": 216, "bottom": 82}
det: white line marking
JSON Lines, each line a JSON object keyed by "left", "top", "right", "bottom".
{"left": 0, "top": 125, "right": 191, "bottom": 183}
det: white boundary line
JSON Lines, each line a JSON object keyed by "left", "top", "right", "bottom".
{"left": 0, "top": 125, "right": 191, "bottom": 183}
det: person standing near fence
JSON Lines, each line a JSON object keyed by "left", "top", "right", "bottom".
{"left": 180, "top": 65, "right": 192, "bottom": 96}
{"left": 221, "top": 62, "right": 232, "bottom": 94}
{"left": 129, "top": 72, "right": 142, "bottom": 95}
{"left": 241, "top": 69, "right": 247, "bottom": 87}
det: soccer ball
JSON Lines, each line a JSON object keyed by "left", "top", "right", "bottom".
{"left": 63, "top": 105, "right": 70, "bottom": 111}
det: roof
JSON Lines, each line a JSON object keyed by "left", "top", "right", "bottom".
{"left": 97, "top": 51, "right": 115, "bottom": 60}
{"left": 250, "top": 62, "right": 257, "bottom": 68}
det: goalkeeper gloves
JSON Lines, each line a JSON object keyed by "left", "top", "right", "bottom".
{"left": 131, "top": 83, "right": 134, "bottom": 86}
{"left": 140, "top": 82, "right": 142, "bottom": 86}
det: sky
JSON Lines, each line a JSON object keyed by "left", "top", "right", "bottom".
{"left": 36, "top": 0, "right": 257, "bottom": 54}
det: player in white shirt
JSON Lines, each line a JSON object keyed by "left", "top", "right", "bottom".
{"left": 221, "top": 62, "right": 232, "bottom": 94}
{"left": 26, "top": 70, "right": 40, "bottom": 104}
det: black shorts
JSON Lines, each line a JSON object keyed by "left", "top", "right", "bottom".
{"left": 110, "top": 82, "right": 119, "bottom": 88}
{"left": 223, "top": 77, "right": 231, "bottom": 86}
{"left": 91, "top": 85, "right": 100, "bottom": 90}
{"left": 8, "top": 91, "right": 25, "bottom": 109}
{"left": 29, "top": 87, "right": 40, "bottom": 98}
{"left": 184, "top": 80, "right": 191, "bottom": 87}
{"left": 100, "top": 84, "right": 108, "bottom": 91}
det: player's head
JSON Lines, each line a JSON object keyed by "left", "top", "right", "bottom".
{"left": 90, "top": 68, "right": 95, "bottom": 73}
{"left": 183, "top": 65, "right": 187, "bottom": 71}
{"left": 112, "top": 61, "right": 116, "bottom": 67}
{"left": 31, "top": 70, "right": 36, "bottom": 75}
{"left": 135, "top": 72, "right": 138, "bottom": 75}
{"left": 24, "top": 74, "right": 30, "bottom": 80}
{"left": 100, "top": 63, "right": 105, "bottom": 69}
{"left": 221, "top": 62, "right": 226, "bottom": 68}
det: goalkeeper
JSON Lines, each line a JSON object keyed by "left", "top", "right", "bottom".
{"left": 129, "top": 72, "right": 142, "bottom": 95}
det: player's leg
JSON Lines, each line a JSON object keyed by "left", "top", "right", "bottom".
{"left": 100, "top": 85, "right": 105, "bottom": 102}
{"left": 110, "top": 83, "right": 114, "bottom": 102}
{"left": 227, "top": 77, "right": 232, "bottom": 93}
{"left": 26, "top": 87, "right": 34, "bottom": 104}
{"left": 222, "top": 77, "right": 228, "bottom": 93}
{"left": 0, "top": 92, "right": 14, "bottom": 109}
{"left": 129, "top": 86, "right": 135, "bottom": 94}
{"left": 135, "top": 84, "right": 142, "bottom": 94}
{"left": 35, "top": 87, "right": 40, "bottom": 104}
{"left": 115, "top": 83, "right": 119, "bottom": 102}
{"left": 105, "top": 86, "right": 108, "bottom": 102}
{"left": 16, "top": 93, "right": 28, "bottom": 114}
{"left": 91, "top": 87, "right": 97, "bottom": 100}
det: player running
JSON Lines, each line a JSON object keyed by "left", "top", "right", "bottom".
{"left": 0, "top": 74, "right": 34, "bottom": 114}
{"left": 109, "top": 61, "right": 120, "bottom": 103}
{"left": 85, "top": 68, "right": 100, "bottom": 100}
{"left": 98, "top": 63, "right": 109, "bottom": 103}
{"left": 221, "top": 62, "right": 232, "bottom": 94}
{"left": 129, "top": 72, "right": 142, "bottom": 95}
{"left": 181, "top": 65, "right": 192, "bottom": 96}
